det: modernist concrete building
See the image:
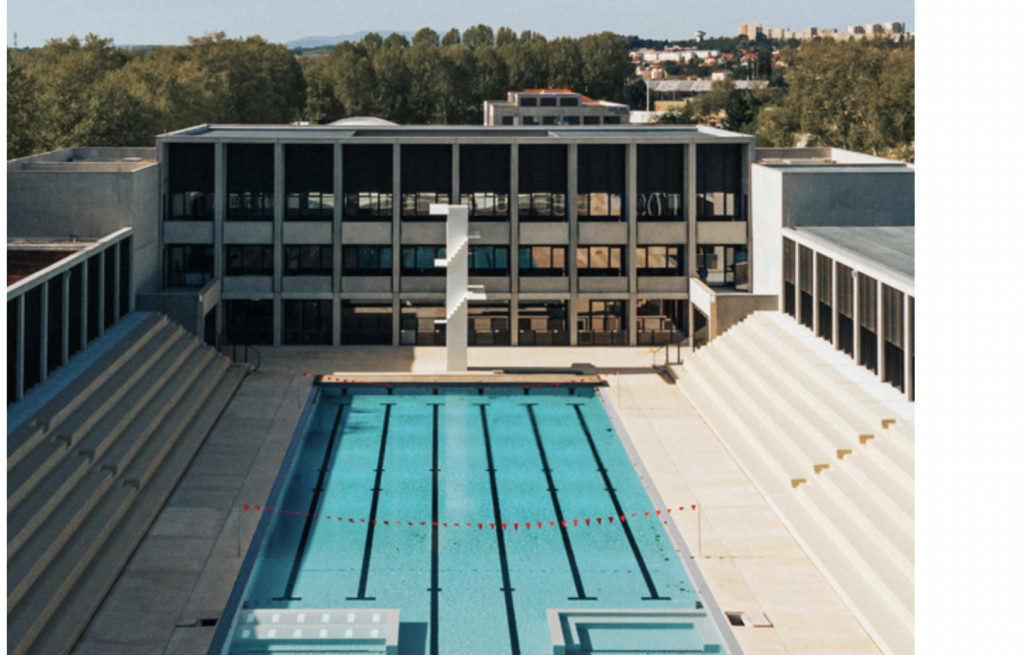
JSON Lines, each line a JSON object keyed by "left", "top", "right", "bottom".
{"left": 484, "top": 89, "right": 631, "bottom": 126}
{"left": 152, "top": 123, "right": 758, "bottom": 350}
{"left": 752, "top": 147, "right": 915, "bottom": 398}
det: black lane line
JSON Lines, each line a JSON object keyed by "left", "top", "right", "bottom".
{"left": 428, "top": 403, "right": 442, "bottom": 655}
{"left": 275, "top": 403, "right": 346, "bottom": 601}
{"left": 479, "top": 404, "right": 522, "bottom": 655}
{"left": 570, "top": 403, "right": 669, "bottom": 601}
{"left": 525, "top": 404, "right": 597, "bottom": 601}
{"left": 347, "top": 403, "right": 395, "bottom": 601}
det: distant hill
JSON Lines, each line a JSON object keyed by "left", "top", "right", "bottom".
{"left": 286, "top": 30, "right": 415, "bottom": 49}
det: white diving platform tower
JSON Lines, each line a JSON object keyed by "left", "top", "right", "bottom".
{"left": 430, "top": 203, "right": 486, "bottom": 372}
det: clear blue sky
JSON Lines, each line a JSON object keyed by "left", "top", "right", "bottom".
{"left": 6, "top": 0, "right": 914, "bottom": 48}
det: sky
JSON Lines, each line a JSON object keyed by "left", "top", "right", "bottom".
{"left": 5, "top": 0, "right": 914, "bottom": 48}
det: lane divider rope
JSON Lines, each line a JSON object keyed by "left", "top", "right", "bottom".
{"left": 241, "top": 502, "right": 697, "bottom": 531}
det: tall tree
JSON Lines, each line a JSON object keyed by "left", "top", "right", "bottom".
{"left": 441, "top": 28, "right": 461, "bottom": 46}
{"left": 7, "top": 50, "right": 37, "bottom": 158}
{"left": 412, "top": 27, "right": 440, "bottom": 48}
{"left": 578, "top": 32, "right": 633, "bottom": 102}
{"left": 463, "top": 24, "right": 495, "bottom": 50}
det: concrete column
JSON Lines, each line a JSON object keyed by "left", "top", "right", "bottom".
{"left": 793, "top": 243, "right": 801, "bottom": 326}
{"left": 61, "top": 270, "right": 70, "bottom": 365}
{"left": 157, "top": 140, "right": 168, "bottom": 294}
{"left": 113, "top": 242, "right": 121, "bottom": 322}
{"left": 741, "top": 140, "right": 754, "bottom": 290}
{"left": 273, "top": 143, "right": 285, "bottom": 346}
{"left": 97, "top": 250, "right": 105, "bottom": 338}
{"left": 79, "top": 261, "right": 89, "bottom": 352}
{"left": 687, "top": 297, "right": 695, "bottom": 352}
{"left": 214, "top": 143, "right": 226, "bottom": 282}
{"left": 509, "top": 143, "right": 520, "bottom": 346}
{"left": 392, "top": 143, "right": 402, "bottom": 346}
{"left": 904, "top": 293, "right": 913, "bottom": 400}
{"left": 333, "top": 142, "right": 343, "bottom": 346}
{"left": 568, "top": 142, "right": 579, "bottom": 346}
{"left": 811, "top": 249, "right": 819, "bottom": 335}
{"left": 831, "top": 258, "right": 840, "bottom": 350}
{"left": 435, "top": 204, "right": 471, "bottom": 372}
{"left": 391, "top": 297, "right": 402, "bottom": 349}
{"left": 626, "top": 142, "right": 638, "bottom": 346}
{"left": 39, "top": 281, "right": 48, "bottom": 383}
{"left": 876, "top": 282, "right": 886, "bottom": 381}
{"left": 452, "top": 144, "right": 460, "bottom": 204}
{"left": 852, "top": 271, "right": 860, "bottom": 364}
{"left": 15, "top": 295, "right": 25, "bottom": 401}
{"left": 686, "top": 143, "right": 698, "bottom": 278}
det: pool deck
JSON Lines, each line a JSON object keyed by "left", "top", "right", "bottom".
{"left": 70, "top": 345, "right": 884, "bottom": 655}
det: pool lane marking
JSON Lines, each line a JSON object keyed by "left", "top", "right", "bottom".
{"left": 347, "top": 403, "right": 395, "bottom": 601}
{"left": 429, "top": 403, "right": 442, "bottom": 655}
{"left": 275, "top": 403, "right": 346, "bottom": 601}
{"left": 479, "top": 403, "right": 522, "bottom": 655}
{"left": 570, "top": 403, "right": 670, "bottom": 601}
{"left": 525, "top": 404, "right": 597, "bottom": 601}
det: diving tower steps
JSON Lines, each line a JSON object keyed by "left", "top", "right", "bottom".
{"left": 675, "top": 310, "right": 914, "bottom": 655}
{"left": 6, "top": 312, "right": 247, "bottom": 655}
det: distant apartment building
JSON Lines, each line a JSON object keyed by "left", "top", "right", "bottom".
{"left": 741, "top": 22, "right": 909, "bottom": 42}
{"left": 484, "top": 89, "right": 630, "bottom": 127}
{"left": 739, "top": 23, "right": 761, "bottom": 41}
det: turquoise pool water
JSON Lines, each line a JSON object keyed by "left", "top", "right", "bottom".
{"left": 221, "top": 384, "right": 721, "bottom": 654}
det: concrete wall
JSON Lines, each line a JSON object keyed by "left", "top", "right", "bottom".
{"left": 783, "top": 171, "right": 915, "bottom": 227}
{"left": 751, "top": 165, "right": 784, "bottom": 296}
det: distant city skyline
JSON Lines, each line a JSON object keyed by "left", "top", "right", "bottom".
{"left": 7, "top": 0, "right": 913, "bottom": 48}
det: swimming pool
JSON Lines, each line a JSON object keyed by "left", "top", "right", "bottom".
{"left": 213, "top": 383, "right": 733, "bottom": 654}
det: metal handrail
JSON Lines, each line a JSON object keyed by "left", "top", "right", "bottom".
{"left": 650, "top": 339, "right": 684, "bottom": 367}
{"left": 227, "top": 343, "right": 262, "bottom": 371}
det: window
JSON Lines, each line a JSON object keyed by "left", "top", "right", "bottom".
{"left": 519, "top": 145, "right": 568, "bottom": 221}
{"left": 469, "top": 303, "right": 510, "bottom": 346}
{"left": 577, "top": 246, "right": 624, "bottom": 276}
{"left": 560, "top": 97, "right": 579, "bottom": 107}
{"left": 637, "top": 144, "right": 684, "bottom": 221}
{"left": 286, "top": 144, "right": 334, "bottom": 221}
{"left": 224, "top": 300, "right": 273, "bottom": 345}
{"left": 577, "top": 144, "right": 625, "bottom": 221}
{"left": 468, "top": 246, "right": 510, "bottom": 276}
{"left": 225, "top": 246, "right": 274, "bottom": 276}
{"left": 564, "top": 116, "right": 580, "bottom": 125}
{"left": 523, "top": 116, "right": 539, "bottom": 126}
{"left": 341, "top": 302, "right": 392, "bottom": 345}
{"left": 342, "top": 246, "right": 393, "bottom": 276}
{"left": 637, "top": 299, "right": 686, "bottom": 345}
{"left": 401, "top": 145, "right": 451, "bottom": 220}
{"left": 400, "top": 303, "right": 446, "bottom": 345}
{"left": 518, "top": 246, "right": 567, "bottom": 277}
{"left": 284, "top": 245, "right": 332, "bottom": 276}
{"left": 540, "top": 96, "right": 557, "bottom": 107}
{"left": 343, "top": 144, "right": 393, "bottom": 221}
{"left": 542, "top": 116, "right": 559, "bottom": 125}
{"left": 603, "top": 116, "right": 622, "bottom": 125}
{"left": 166, "top": 245, "right": 214, "bottom": 288}
{"left": 167, "top": 143, "right": 215, "bottom": 221}
{"left": 227, "top": 144, "right": 275, "bottom": 221}
{"left": 519, "top": 96, "right": 538, "bottom": 107}
{"left": 697, "top": 245, "right": 748, "bottom": 290}
{"left": 518, "top": 302, "right": 569, "bottom": 346}
{"left": 697, "top": 143, "right": 743, "bottom": 221}
{"left": 577, "top": 300, "right": 627, "bottom": 345}
{"left": 401, "top": 246, "right": 446, "bottom": 276}
{"left": 459, "top": 145, "right": 510, "bottom": 221}
{"left": 284, "top": 300, "right": 332, "bottom": 345}
{"left": 501, "top": 116, "right": 515, "bottom": 125}
{"left": 636, "top": 246, "right": 684, "bottom": 276}
{"left": 583, "top": 116, "right": 601, "bottom": 125}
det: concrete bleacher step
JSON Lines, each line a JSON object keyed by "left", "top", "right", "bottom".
{"left": 7, "top": 322, "right": 184, "bottom": 511}
{"left": 7, "top": 345, "right": 216, "bottom": 597}
{"left": 7, "top": 333, "right": 196, "bottom": 559}
{"left": 7, "top": 313, "right": 169, "bottom": 469}
{"left": 18, "top": 360, "right": 246, "bottom": 655}
{"left": 714, "top": 333, "right": 914, "bottom": 523}
{"left": 755, "top": 314, "right": 915, "bottom": 441}
{"left": 17, "top": 363, "right": 247, "bottom": 655}
{"left": 743, "top": 315, "right": 916, "bottom": 461}
{"left": 771, "top": 491, "right": 914, "bottom": 655}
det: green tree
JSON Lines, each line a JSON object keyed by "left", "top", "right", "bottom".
{"left": 7, "top": 50, "right": 37, "bottom": 158}
{"left": 495, "top": 26, "right": 517, "bottom": 48}
{"left": 463, "top": 24, "right": 495, "bottom": 50}
{"left": 578, "top": 32, "right": 632, "bottom": 102}
{"left": 656, "top": 103, "right": 696, "bottom": 124}
{"left": 547, "top": 37, "right": 583, "bottom": 91}
{"left": 441, "top": 28, "right": 461, "bottom": 46}
{"left": 412, "top": 27, "right": 440, "bottom": 48}
{"left": 298, "top": 55, "right": 345, "bottom": 123}
{"left": 383, "top": 33, "right": 409, "bottom": 49}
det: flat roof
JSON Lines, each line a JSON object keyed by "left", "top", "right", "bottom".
{"left": 792, "top": 226, "right": 915, "bottom": 281}
{"left": 159, "top": 124, "right": 751, "bottom": 141}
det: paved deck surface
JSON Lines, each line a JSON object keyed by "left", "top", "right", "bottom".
{"left": 71, "top": 345, "right": 884, "bottom": 655}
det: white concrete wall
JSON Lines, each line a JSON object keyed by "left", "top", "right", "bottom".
{"left": 752, "top": 165, "right": 785, "bottom": 296}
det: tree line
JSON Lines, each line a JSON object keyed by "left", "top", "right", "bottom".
{"left": 6, "top": 30, "right": 913, "bottom": 162}
{"left": 6, "top": 27, "right": 633, "bottom": 159}
{"left": 658, "top": 38, "right": 914, "bottom": 161}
